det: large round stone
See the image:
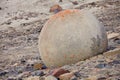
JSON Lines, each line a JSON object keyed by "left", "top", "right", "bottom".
{"left": 38, "top": 9, "right": 108, "bottom": 67}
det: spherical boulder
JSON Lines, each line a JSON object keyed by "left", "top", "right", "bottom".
{"left": 38, "top": 9, "right": 108, "bottom": 67}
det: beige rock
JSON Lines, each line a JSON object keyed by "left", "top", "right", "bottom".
{"left": 107, "top": 32, "right": 119, "bottom": 39}
{"left": 38, "top": 9, "right": 108, "bottom": 67}
{"left": 59, "top": 72, "right": 74, "bottom": 80}
{"left": 103, "top": 48, "right": 120, "bottom": 57}
{"left": 45, "top": 75, "right": 57, "bottom": 80}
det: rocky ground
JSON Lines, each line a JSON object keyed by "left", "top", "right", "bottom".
{"left": 0, "top": 0, "right": 120, "bottom": 80}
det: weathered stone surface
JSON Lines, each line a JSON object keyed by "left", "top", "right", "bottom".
{"left": 38, "top": 9, "right": 108, "bottom": 67}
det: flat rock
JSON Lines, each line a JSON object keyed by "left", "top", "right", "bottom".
{"left": 107, "top": 32, "right": 119, "bottom": 40}
{"left": 103, "top": 48, "right": 120, "bottom": 57}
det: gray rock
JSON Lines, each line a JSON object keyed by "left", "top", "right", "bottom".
{"left": 95, "top": 63, "right": 107, "bottom": 68}
{"left": 31, "top": 70, "right": 44, "bottom": 76}
{"left": 0, "top": 70, "right": 8, "bottom": 76}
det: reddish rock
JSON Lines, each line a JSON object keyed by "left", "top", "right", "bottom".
{"left": 51, "top": 68, "right": 70, "bottom": 77}
{"left": 49, "top": 4, "right": 62, "bottom": 13}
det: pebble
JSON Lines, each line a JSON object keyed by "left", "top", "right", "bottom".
{"left": 108, "top": 60, "right": 120, "bottom": 66}
{"left": 74, "top": 72, "right": 81, "bottom": 77}
{"left": 49, "top": 4, "right": 62, "bottom": 13}
{"left": 95, "top": 63, "right": 107, "bottom": 69}
{"left": 31, "top": 70, "right": 44, "bottom": 76}
{"left": 107, "top": 32, "right": 119, "bottom": 40}
{"left": 41, "top": 65, "right": 47, "bottom": 69}
{"left": 59, "top": 72, "right": 74, "bottom": 80}
{"left": 71, "top": 1, "right": 78, "bottom": 5}
{"left": 15, "top": 66, "right": 24, "bottom": 73}
{"left": 51, "top": 68, "right": 69, "bottom": 78}
{"left": 7, "top": 77, "right": 17, "bottom": 80}
{"left": 25, "top": 65, "right": 34, "bottom": 71}
{"left": 21, "top": 59, "right": 26, "bottom": 64}
{"left": 112, "top": 60, "right": 120, "bottom": 64}
{"left": 0, "top": 70, "right": 8, "bottom": 76}
{"left": 17, "top": 71, "right": 31, "bottom": 78}
{"left": 33, "top": 63, "right": 43, "bottom": 70}
{"left": 45, "top": 75, "right": 58, "bottom": 80}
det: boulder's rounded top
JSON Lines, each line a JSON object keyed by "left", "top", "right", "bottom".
{"left": 48, "top": 9, "right": 80, "bottom": 21}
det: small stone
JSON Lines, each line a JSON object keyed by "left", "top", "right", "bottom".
{"left": 71, "top": 1, "right": 78, "bottom": 5}
{"left": 7, "top": 77, "right": 17, "bottom": 80}
{"left": 45, "top": 75, "right": 58, "bottom": 80}
{"left": 70, "top": 76, "right": 78, "bottom": 80}
{"left": 15, "top": 66, "right": 24, "bottom": 73}
{"left": 33, "top": 63, "right": 43, "bottom": 70}
{"left": 74, "top": 72, "right": 81, "bottom": 77}
{"left": 41, "top": 65, "right": 47, "bottom": 69}
{"left": 95, "top": 63, "right": 107, "bottom": 69}
{"left": 107, "top": 32, "right": 119, "bottom": 39}
{"left": 31, "top": 70, "right": 44, "bottom": 76}
{"left": 51, "top": 68, "right": 69, "bottom": 78}
{"left": 59, "top": 72, "right": 74, "bottom": 80}
{"left": 21, "top": 59, "right": 26, "bottom": 64}
{"left": 24, "top": 76, "right": 40, "bottom": 80}
{"left": 0, "top": 70, "right": 8, "bottom": 76}
{"left": 17, "top": 71, "right": 31, "bottom": 78}
{"left": 115, "top": 39, "right": 120, "bottom": 44}
{"left": 49, "top": 4, "right": 62, "bottom": 13}
{"left": 12, "top": 63, "right": 19, "bottom": 67}
{"left": 112, "top": 60, "right": 120, "bottom": 64}
{"left": 108, "top": 60, "right": 120, "bottom": 66}
{"left": 25, "top": 65, "right": 33, "bottom": 71}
